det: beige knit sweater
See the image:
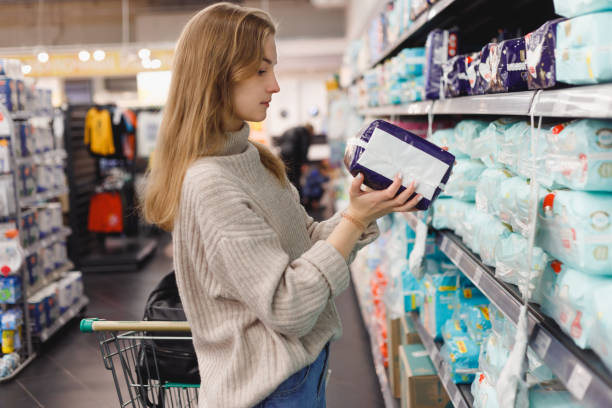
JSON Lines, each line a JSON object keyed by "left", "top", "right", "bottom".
{"left": 172, "top": 123, "right": 379, "bottom": 408}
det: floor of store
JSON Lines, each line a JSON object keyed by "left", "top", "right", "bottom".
{"left": 2, "top": 234, "right": 384, "bottom": 408}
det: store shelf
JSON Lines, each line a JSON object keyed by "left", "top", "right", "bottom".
{"left": 0, "top": 354, "right": 37, "bottom": 384}
{"left": 37, "top": 296, "right": 89, "bottom": 343}
{"left": 532, "top": 84, "right": 612, "bottom": 119}
{"left": 16, "top": 149, "right": 68, "bottom": 166}
{"left": 26, "top": 261, "right": 75, "bottom": 298}
{"left": 424, "top": 227, "right": 612, "bottom": 408}
{"left": 434, "top": 91, "right": 535, "bottom": 116}
{"left": 19, "top": 187, "right": 69, "bottom": 207}
{"left": 24, "top": 226, "right": 72, "bottom": 257}
{"left": 11, "top": 111, "right": 32, "bottom": 121}
{"left": 368, "top": 0, "right": 456, "bottom": 73}
{"left": 359, "top": 101, "right": 433, "bottom": 117}
{"left": 350, "top": 253, "right": 399, "bottom": 408}
{"left": 409, "top": 312, "right": 473, "bottom": 408}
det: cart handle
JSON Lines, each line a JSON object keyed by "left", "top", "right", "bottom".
{"left": 80, "top": 318, "right": 191, "bottom": 333}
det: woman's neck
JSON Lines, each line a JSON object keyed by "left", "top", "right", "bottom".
{"left": 223, "top": 113, "right": 244, "bottom": 132}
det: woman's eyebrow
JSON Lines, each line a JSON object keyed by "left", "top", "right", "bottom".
{"left": 262, "top": 57, "right": 277, "bottom": 65}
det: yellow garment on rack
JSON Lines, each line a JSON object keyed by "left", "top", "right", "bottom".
{"left": 85, "top": 107, "right": 115, "bottom": 155}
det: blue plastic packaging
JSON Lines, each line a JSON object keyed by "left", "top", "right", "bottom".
{"left": 440, "top": 335, "right": 480, "bottom": 384}
{"left": 554, "top": 0, "right": 612, "bottom": 17}
{"left": 538, "top": 190, "right": 612, "bottom": 275}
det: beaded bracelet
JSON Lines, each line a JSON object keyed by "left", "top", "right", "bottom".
{"left": 341, "top": 211, "right": 366, "bottom": 232}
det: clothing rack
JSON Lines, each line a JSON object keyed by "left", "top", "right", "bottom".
{"left": 63, "top": 104, "right": 158, "bottom": 272}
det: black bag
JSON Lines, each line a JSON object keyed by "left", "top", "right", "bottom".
{"left": 137, "top": 271, "right": 200, "bottom": 385}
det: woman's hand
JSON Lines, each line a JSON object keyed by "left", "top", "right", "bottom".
{"left": 346, "top": 173, "right": 422, "bottom": 226}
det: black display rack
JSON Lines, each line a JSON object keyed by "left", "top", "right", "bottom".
{"left": 63, "top": 104, "right": 157, "bottom": 272}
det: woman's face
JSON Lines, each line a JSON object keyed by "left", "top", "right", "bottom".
{"left": 229, "top": 35, "right": 280, "bottom": 129}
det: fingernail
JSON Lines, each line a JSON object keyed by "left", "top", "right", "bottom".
{"left": 396, "top": 172, "right": 403, "bottom": 180}
{"left": 417, "top": 195, "right": 423, "bottom": 202}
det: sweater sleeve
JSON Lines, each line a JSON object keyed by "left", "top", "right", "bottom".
{"left": 199, "top": 194, "right": 350, "bottom": 338}
{"left": 289, "top": 183, "right": 380, "bottom": 257}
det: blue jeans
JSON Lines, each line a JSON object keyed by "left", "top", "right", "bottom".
{"left": 254, "top": 343, "right": 330, "bottom": 407}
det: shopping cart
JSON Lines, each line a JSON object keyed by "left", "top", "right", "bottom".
{"left": 80, "top": 318, "right": 199, "bottom": 408}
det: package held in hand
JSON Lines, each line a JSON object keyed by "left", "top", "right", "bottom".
{"left": 344, "top": 120, "right": 455, "bottom": 211}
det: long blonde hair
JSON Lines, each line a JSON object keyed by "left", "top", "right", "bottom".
{"left": 143, "top": 2, "right": 286, "bottom": 231}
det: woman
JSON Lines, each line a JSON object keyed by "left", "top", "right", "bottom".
{"left": 143, "top": 3, "right": 422, "bottom": 407}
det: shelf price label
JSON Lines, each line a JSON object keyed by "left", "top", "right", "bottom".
{"left": 532, "top": 329, "right": 552, "bottom": 359}
{"left": 567, "top": 363, "right": 592, "bottom": 401}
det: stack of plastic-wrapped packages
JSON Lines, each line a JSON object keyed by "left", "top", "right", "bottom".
{"left": 423, "top": 0, "right": 612, "bottom": 100}
{"left": 360, "top": 47, "right": 426, "bottom": 108}
{"left": 430, "top": 115, "right": 612, "bottom": 387}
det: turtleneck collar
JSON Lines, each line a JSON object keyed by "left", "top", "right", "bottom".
{"left": 220, "top": 122, "right": 250, "bottom": 156}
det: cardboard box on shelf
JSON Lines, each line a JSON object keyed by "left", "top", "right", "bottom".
{"left": 399, "top": 344, "right": 450, "bottom": 408}
{"left": 387, "top": 316, "right": 402, "bottom": 398}
{"left": 401, "top": 314, "right": 422, "bottom": 345}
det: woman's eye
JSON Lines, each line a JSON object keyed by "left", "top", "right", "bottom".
{"left": 258, "top": 70, "right": 266, "bottom": 75}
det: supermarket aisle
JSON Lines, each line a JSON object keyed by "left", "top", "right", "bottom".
{"left": 2, "top": 234, "right": 384, "bottom": 408}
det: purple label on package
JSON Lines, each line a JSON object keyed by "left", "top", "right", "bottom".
{"left": 525, "top": 18, "right": 565, "bottom": 90}
{"left": 425, "top": 29, "right": 459, "bottom": 100}
{"left": 344, "top": 120, "right": 455, "bottom": 211}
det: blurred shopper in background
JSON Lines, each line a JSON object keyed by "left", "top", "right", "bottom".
{"left": 279, "top": 123, "right": 313, "bottom": 197}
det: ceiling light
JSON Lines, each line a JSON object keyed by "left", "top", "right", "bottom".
{"left": 37, "top": 52, "right": 49, "bottom": 63}
{"left": 78, "top": 50, "right": 91, "bottom": 62}
{"left": 93, "top": 49, "right": 106, "bottom": 61}
{"left": 138, "top": 48, "right": 151, "bottom": 59}
{"left": 21, "top": 65, "right": 32, "bottom": 75}
{"left": 151, "top": 59, "right": 162, "bottom": 69}
{"left": 141, "top": 59, "right": 152, "bottom": 69}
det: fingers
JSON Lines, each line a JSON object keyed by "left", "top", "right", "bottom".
{"left": 441, "top": 146, "right": 449, "bottom": 151}
{"left": 383, "top": 174, "right": 403, "bottom": 199}
{"left": 394, "top": 193, "right": 423, "bottom": 212}
{"left": 392, "top": 181, "right": 416, "bottom": 206}
{"left": 350, "top": 173, "right": 365, "bottom": 197}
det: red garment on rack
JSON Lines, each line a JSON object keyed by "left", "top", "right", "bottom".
{"left": 88, "top": 192, "right": 123, "bottom": 233}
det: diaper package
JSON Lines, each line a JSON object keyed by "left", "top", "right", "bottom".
{"left": 555, "top": 11, "right": 612, "bottom": 84}
{"left": 470, "top": 118, "right": 520, "bottom": 167}
{"left": 543, "top": 120, "right": 612, "bottom": 191}
{"left": 0, "top": 78, "right": 17, "bottom": 112}
{"left": 479, "top": 333, "right": 511, "bottom": 386}
{"left": 554, "top": 0, "right": 612, "bottom": 17}
{"left": 538, "top": 190, "right": 612, "bottom": 275}
{"left": 489, "top": 38, "right": 529, "bottom": 93}
{"left": 402, "top": 269, "right": 425, "bottom": 312}
{"left": 465, "top": 52, "right": 482, "bottom": 96}
{"left": 472, "top": 373, "right": 582, "bottom": 408}
{"left": 525, "top": 19, "right": 565, "bottom": 90}
{"left": 475, "top": 169, "right": 513, "bottom": 216}
{"left": 539, "top": 260, "right": 612, "bottom": 348}
{"left": 462, "top": 209, "right": 493, "bottom": 254}
{"left": 421, "top": 270, "right": 459, "bottom": 340}
{"left": 498, "top": 177, "right": 550, "bottom": 237}
{"left": 344, "top": 120, "right": 455, "bottom": 211}
{"left": 442, "top": 317, "right": 468, "bottom": 341}
{"left": 454, "top": 120, "right": 490, "bottom": 155}
{"left": 442, "top": 55, "right": 469, "bottom": 98}
{"left": 429, "top": 128, "right": 469, "bottom": 159}
{"left": 444, "top": 159, "right": 486, "bottom": 202}
{"left": 440, "top": 336, "right": 480, "bottom": 384}
{"left": 0, "top": 276, "right": 21, "bottom": 304}
{"left": 464, "top": 304, "right": 492, "bottom": 344}
{"left": 477, "top": 216, "right": 512, "bottom": 267}
{"left": 424, "top": 29, "right": 459, "bottom": 100}
{"left": 590, "top": 286, "right": 612, "bottom": 372}
{"left": 495, "top": 233, "right": 549, "bottom": 302}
